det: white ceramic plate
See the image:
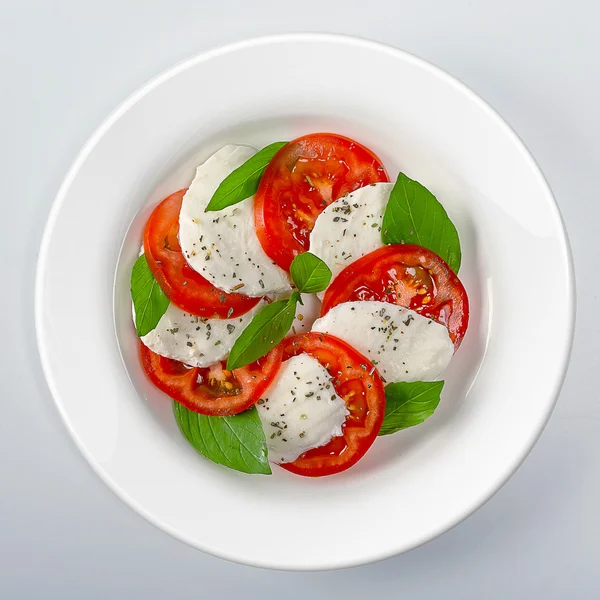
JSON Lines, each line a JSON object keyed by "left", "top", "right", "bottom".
{"left": 36, "top": 34, "right": 574, "bottom": 570}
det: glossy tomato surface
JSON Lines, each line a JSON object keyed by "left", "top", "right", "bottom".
{"left": 278, "top": 332, "right": 386, "bottom": 477}
{"left": 144, "top": 190, "right": 261, "bottom": 318}
{"left": 254, "top": 133, "right": 389, "bottom": 271}
{"left": 321, "top": 244, "right": 469, "bottom": 349}
{"left": 140, "top": 342, "right": 283, "bottom": 416}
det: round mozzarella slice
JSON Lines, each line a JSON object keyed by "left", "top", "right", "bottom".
{"left": 178, "top": 144, "right": 291, "bottom": 297}
{"left": 138, "top": 299, "right": 266, "bottom": 368}
{"left": 256, "top": 354, "right": 348, "bottom": 464}
{"left": 309, "top": 182, "right": 392, "bottom": 286}
{"left": 312, "top": 301, "right": 454, "bottom": 383}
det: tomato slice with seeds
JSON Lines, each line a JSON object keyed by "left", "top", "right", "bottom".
{"left": 140, "top": 342, "right": 283, "bottom": 416}
{"left": 254, "top": 133, "right": 389, "bottom": 271}
{"left": 144, "top": 190, "right": 261, "bottom": 319}
{"left": 321, "top": 244, "right": 469, "bottom": 349}
{"left": 278, "top": 333, "right": 385, "bottom": 477}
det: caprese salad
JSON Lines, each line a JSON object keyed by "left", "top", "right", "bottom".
{"left": 130, "top": 133, "right": 469, "bottom": 477}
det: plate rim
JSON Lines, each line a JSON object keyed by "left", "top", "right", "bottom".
{"left": 34, "top": 32, "right": 576, "bottom": 571}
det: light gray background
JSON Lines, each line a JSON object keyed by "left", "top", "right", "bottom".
{"left": 1, "top": 0, "right": 597, "bottom": 597}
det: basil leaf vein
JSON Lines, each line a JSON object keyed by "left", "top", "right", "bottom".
{"left": 290, "top": 252, "right": 332, "bottom": 294}
{"left": 226, "top": 292, "right": 300, "bottom": 370}
{"left": 378, "top": 380, "right": 444, "bottom": 435}
{"left": 174, "top": 403, "right": 271, "bottom": 474}
{"left": 205, "top": 142, "right": 288, "bottom": 212}
{"left": 130, "top": 254, "right": 170, "bottom": 337}
{"left": 382, "top": 172, "right": 461, "bottom": 273}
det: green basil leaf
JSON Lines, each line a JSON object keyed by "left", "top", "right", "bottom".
{"left": 174, "top": 403, "right": 271, "bottom": 475}
{"left": 381, "top": 172, "right": 461, "bottom": 273}
{"left": 205, "top": 142, "right": 288, "bottom": 212}
{"left": 130, "top": 254, "right": 170, "bottom": 337}
{"left": 378, "top": 380, "right": 444, "bottom": 435}
{"left": 226, "top": 292, "right": 300, "bottom": 370}
{"left": 290, "top": 252, "right": 332, "bottom": 293}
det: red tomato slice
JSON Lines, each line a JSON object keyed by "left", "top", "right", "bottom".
{"left": 321, "top": 245, "right": 469, "bottom": 349}
{"left": 144, "top": 190, "right": 261, "bottom": 319}
{"left": 278, "top": 333, "right": 386, "bottom": 477}
{"left": 140, "top": 342, "right": 283, "bottom": 416}
{"left": 254, "top": 133, "right": 389, "bottom": 271}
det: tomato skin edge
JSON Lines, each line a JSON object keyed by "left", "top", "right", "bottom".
{"left": 320, "top": 244, "right": 469, "bottom": 351}
{"left": 254, "top": 133, "right": 390, "bottom": 272}
{"left": 143, "top": 189, "right": 262, "bottom": 319}
{"left": 140, "top": 342, "right": 283, "bottom": 417}
{"left": 276, "top": 333, "right": 386, "bottom": 477}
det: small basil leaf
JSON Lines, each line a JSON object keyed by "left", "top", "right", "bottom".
{"left": 226, "top": 292, "right": 300, "bottom": 370}
{"left": 174, "top": 403, "right": 271, "bottom": 474}
{"left": 205, "top": 142, "right": 288, "bottom": 212}
{"left": 290, "top": 252, "right": 332, "bottom": 294}
{"left": 130, "top": 254, "right": 170, "bottom": 337}
{"left": 381, "top": 172, "right": 461, "bottom": 273}
{"left": 378, "top": 380, "right": 444, "bottom": 435}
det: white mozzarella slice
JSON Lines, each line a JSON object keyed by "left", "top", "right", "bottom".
{"left": 178, "top": 144, "right": 291, "bottom": 297}
{"left": 256, "top": 354, "right": 348, "bottom": 464}
{"left": 311, "top": 301, "right": 454, "bottom": 383}
{"left": 309, "top": 182, "right": 392, "bottom": 285}
{"left": 138, "top": 299, "right": 266, "bottom": 368}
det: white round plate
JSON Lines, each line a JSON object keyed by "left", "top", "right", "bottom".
{"left": 36, "top": 34, "right": 574, "bottom": 570}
